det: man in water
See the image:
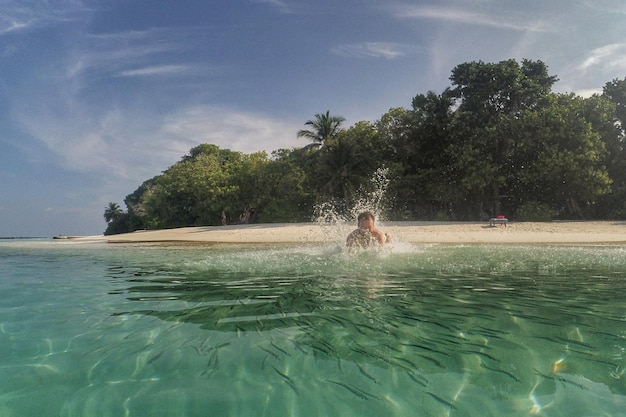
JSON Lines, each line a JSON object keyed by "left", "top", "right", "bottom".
{"left": 346, "top": 211, "right": 391, "bottom": 248}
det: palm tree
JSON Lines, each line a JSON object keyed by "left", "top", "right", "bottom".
{"left": 297, "top": 110, "right": 346, "bottom": 148}
{"left": 104, "top": 202, "right": 123, "bottom": 223}
{"left": 316, "top": 136, "right": 371, "bottom": 204}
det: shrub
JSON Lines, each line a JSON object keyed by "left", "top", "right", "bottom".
{"left": 515, "top": 202, "right": 557, "bottom": 222}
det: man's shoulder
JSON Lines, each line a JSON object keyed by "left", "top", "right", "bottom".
{"left": 346, "top": 228, "right": 373, "bottom": 247}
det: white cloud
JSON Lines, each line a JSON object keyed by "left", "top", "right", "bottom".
{"left": 581, "top": 0, "right": 626, "bottom": 14}
{"left": 0, "top": 19, "right": 29, "bottom": 34}
{"left": 116, "top": 64, "right": 199, "bottom": 77}
{"left": 575, "top": 88, "right": 602, "bottom": 98}
{"left": 0, "top": 0, "right": 91, "bottom": 35}
{"left": 388, "top": 4, "right": 553, "bottom": 32}
{"left": 64, "top": 28, "right": 201, "bottom": 81}
{"left": 250, "top": 0, "right": 294, "bottom": 13}
{"left": 161, "top": 106, "right": 302, "bottom": 155}
{"left": 332, "top": 42, "right": 407, "bottom": 59}
{"left": 14, "top": 101, "right": 301, "bottom": 184}
{"left": 559, "top": 42, "right": 626, "bottom": 92}
{"left": 579, "top": 43, "right": 626, "bottom": 72}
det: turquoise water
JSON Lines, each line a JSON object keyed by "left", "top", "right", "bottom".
{"left": 1, "top": 240, "right": 625, "bottom": 416}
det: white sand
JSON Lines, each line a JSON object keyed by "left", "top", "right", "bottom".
{"left": 101, "top": 221, "right": 626, "bottom": 244}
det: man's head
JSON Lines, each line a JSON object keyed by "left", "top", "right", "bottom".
{"left": 357, "top": 211, "right": 375, "bottom": 231}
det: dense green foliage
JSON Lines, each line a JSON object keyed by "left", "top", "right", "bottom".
{"left": 104, "top": 59, "right": 626, "bottom": 235}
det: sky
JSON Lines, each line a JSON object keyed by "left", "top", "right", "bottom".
{"left": 1, "top": 0, "right": 625, "bottom": 237}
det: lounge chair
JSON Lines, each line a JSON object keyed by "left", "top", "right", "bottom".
{"left": 489, "top": 215, "right": 508, "bottom": 227}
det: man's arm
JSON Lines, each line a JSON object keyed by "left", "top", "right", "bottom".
{"left": 370, "top": 228, "right": 386, "bottom": 245}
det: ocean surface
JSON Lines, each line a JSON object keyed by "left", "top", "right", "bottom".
{"left": 1, "top": 239, "right": 625, "bottom": 416}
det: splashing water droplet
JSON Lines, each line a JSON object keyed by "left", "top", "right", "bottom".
{"left": 313, "top": 167, "right": 391, "bottom": 244}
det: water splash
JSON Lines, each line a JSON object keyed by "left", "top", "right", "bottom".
{"left": 349, "top": 167, "right": 391, "bottom": 222}
{"left": 313, "top": 167, "right": 391, "bottom": 223}
{"left": 313, "top": 167, "right": 391, "bottom": 245}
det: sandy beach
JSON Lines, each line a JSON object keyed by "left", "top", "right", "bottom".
{"left": 100, "top": 221, "right": 626, "bottom": 245}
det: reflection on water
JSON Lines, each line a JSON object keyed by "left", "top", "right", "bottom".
{"left": 1, "top": 242, "right": 625, "bottom": 416}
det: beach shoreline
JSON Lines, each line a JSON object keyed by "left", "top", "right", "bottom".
{"left": 89, "top": 220, "right": 626, "bottom": 245}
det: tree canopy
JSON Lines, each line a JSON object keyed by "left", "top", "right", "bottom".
{"left": 297, "top": 110, "right": 346, "bottom": 148}
{"left": 105, "top": 59, "right": 626, "bottom": 235}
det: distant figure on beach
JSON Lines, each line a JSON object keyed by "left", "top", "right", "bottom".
{"left": 346, "top": 211, "right": 391, "bottom": 249}
{"left": 221, "top": 210, "right": 227, "bottom": 226}
{"left": 237, "top": 209, "right": 251, "bottom": 224}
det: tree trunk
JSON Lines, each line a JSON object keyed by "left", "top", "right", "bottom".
{"left": 492, "top": 182, "right": 501, "bottom": 216}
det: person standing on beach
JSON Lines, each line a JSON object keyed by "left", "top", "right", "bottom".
{"left": 221, "top": 210, "right": 227, "bottom": 225}
{"left": 346, "top": 211, "right": 391, "bottom": 248}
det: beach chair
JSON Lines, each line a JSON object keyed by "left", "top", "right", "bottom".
{"left": 489, "top": 215, "right": 508, "bottom": 227}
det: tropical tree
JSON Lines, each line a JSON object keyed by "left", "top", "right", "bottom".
{"left": 511, "top": 93, "right": 611, "bottom": 217}
{"left": 447, "top": 59, "right": 558, "bottom": 217}
{"left": 254, "top": 149, "right": 315, "bottom": 222}
{"left": 603, "top": 77, "right": 626, "bottom": 133}
{"left": 140, "top": 146, "right": 255, "bottom": 228}
{"left": 297, "top": 110, "right": 346, "bottom": 148}
{"left": 382, "top": 94, "right": 458, "bottom": 219}
{"left": 103, "top": 202, "right": 123, "bottom": 223}
{"left": 589, "top": 81, "right": 626, "bottom": 217}
{"left": 314, "top": 131, "right": 373, "bottom": 205}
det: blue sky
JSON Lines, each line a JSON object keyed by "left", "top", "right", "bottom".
{"left": 1, "top": 0, "right": 625, "bottom": 236}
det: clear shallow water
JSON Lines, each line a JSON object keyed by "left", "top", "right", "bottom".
{"left": 1, "top": 240, "right": 625, "bottom": 416}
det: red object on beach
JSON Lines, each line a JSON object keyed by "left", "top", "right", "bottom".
{"left": 497, "top": 215, "right": 506, "bottom": 219}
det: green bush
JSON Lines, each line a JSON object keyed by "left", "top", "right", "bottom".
{"left": 515, "top": 202, "right": 557, "bottom": 221}
{"left": 433, "top": 211, "right": 450, "bottom": 221}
